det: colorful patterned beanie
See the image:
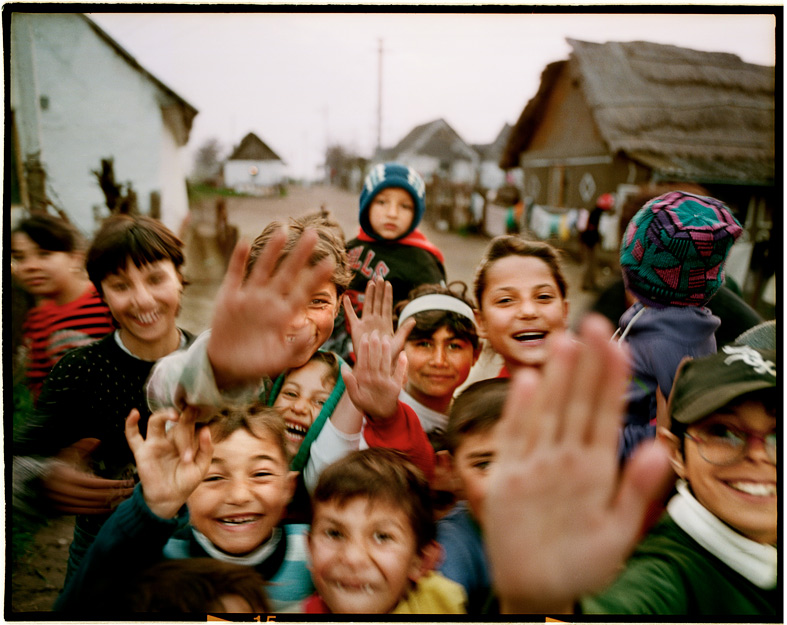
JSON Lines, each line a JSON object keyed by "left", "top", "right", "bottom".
{"left": 359, "top": 162, "right": 426, "bottom": 241}
{"left": 620, "top": 191, "right": 742, "bottom": 308}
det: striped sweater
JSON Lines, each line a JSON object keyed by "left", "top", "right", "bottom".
{"left": 22, "top": 284, "right": 114, "bottom": 398}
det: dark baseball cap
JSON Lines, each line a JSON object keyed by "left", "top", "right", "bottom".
{"left": 669, "top": 345, "right": 777, "bottom": 426}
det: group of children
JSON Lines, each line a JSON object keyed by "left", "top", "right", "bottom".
{"left": 11, "top": 164, "right": 777, "bottom": 618}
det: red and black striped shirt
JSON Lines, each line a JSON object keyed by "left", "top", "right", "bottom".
{"left": 23, "top": 284, "right": 115, "bottom": 399}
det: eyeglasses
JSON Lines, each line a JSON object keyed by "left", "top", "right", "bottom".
{"left": 685, "top": 422, "right": 777, "bottom": 466}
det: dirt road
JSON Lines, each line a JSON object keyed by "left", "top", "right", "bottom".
{"left": 9, "top": 183, "right": 609, "bottom": 614}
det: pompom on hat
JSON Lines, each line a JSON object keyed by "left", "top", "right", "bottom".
{"left": 359, "top": 163, "right": 426, "bottom": 241}
{"left": 620, "top": 191, "right": 742, "bottom": 308}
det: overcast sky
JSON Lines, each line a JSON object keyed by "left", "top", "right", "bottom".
{"left": 87, "top": 9, "right": 777, "bottom": 179}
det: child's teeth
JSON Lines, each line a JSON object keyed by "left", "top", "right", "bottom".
{"left": 221, "top": 515, "right": 256, "bottom": 525}
{"left": 137, "top": 311, "right": 159, "bottom": 324}
{"left": 731, "top": 482, "right": 775, "bottom": 496}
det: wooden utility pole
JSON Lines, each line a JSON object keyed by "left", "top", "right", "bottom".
{"left": 377, "top": 38, "right": 383, "bottom": 153}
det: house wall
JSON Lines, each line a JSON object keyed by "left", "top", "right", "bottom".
{"left": 224, "top": 160, "right": 286, "bottom": 188}
{"left": 11, "top": 13, "right": 190, "bottom": 235}
{"left": 517, "top": 63, "right": 651, "bottom": 209}
{"left": 478, "top": 159, "right": 506, "bottom": 190}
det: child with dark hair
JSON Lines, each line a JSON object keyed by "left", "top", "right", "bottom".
{"left": 304, "top": 447, "right": 466, "bottom": 614}
{"left": 616, "top": 191, "right": 743, "bottom": 459}
{"left": 56, "top": 403, "right": 314, "bottom": 615}
{"left": 396, "top": 281, "right": 481, "bottom": 437}
{"left": 483, "top": 317, "right": 776, "bottom": 617}
{"left": 80, "top": 558, "right": 271, "bottom": 614}
{"left": 436, "top": 377, "right": 509, "bottom": 613}
{"left": 11, "top": 213, "right": 114, "bottom": 399}
{"left": 327, "top": 163, "right": 446, "bottom": 360}
{"left": 13, "top": 214, "right": 194, "bottom": 586}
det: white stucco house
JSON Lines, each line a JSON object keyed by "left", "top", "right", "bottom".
{"left": 223, "top": 132, "right": 287, "bottom": 193}
{"left": 10, "top": 12, "right": 198, "bottom": 235}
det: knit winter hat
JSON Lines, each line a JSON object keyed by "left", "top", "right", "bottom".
{"left": 620, "top": 191, "right": 742, "bottom": 308}
{"left": 359, "top": 162, "right": 426, "bottom": 241}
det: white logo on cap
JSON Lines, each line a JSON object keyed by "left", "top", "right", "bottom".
{"left": 722, "top": 345, "right": 776, "bottom": 377}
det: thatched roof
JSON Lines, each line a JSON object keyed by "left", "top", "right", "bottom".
{"left": 502, "top": 39, "right": 775, "bottom": 184}
{"left": 390, "top": 118, "right": 478, "bottom": 162}
{"left": 228, "top": 133, "right": 283, "bottom": 162}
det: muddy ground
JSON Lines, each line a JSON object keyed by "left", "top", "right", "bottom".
{"left": 7, "top": 184, "right": 606, "bottom": 615}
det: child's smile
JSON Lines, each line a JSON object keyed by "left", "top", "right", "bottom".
{"left": 478, "top": 255, "right": 568, "bottom": 371}
{"left": 274, "top": 359, "right": 334, "bottom": 457}
{"left": 679, "top": 401, "right": 777, "bottom": 545}
{"left": 308, "top": 497, "right": 422, "bottom": 613}
{"left": 187, "top": 429, "right": 294, "bottom": 555}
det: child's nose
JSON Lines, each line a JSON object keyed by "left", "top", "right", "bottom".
{"left": 515, "top": 298, "right": 537, "bottom": 318}
{"left": 340, "top": 537, "right": 369, "bottom": 566}
{"left": 226, "top": 479, "right": 253, "bottom": 504}
{"left": 132, "top": 284, "right": 156, "bottom": 308}
{"left": 287, "top": 309, "right": 309, "bottom": 331}
{"left": 292, "top": 396, "right": 311, "bottom": 415}
{"left": 431, "top": 344, "right": 448, "bottom": 366}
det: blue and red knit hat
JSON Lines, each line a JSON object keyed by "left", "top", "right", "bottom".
{"left": 620, "top": 191, "right": 742, "bottom": 308}
{"left": 359, "top": 162, "right": 426, "bottom": 241}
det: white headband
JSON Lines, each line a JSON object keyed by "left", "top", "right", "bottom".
{"left": 397, "top": 294, "right": 477, "bottom": 330}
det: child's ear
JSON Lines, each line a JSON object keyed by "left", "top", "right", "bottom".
{"left": 657, "top": 427, "right": 686, "bottom": 478}
{"left": 474, "top": 311, "right": 488, "bottom": 339}
{"left": 409, "top": 540, "right": 443, "bottom": 583}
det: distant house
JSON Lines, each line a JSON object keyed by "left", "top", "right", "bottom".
{"left": 501, "top": 38, "right": 775, "bottom": 303}
{"left": 223, "top": 132, "right": 286, "bottom": 193}
{"left": 381, "top": 118, "right": 479, "bottom": 185}
{"left": 10, "top": 13, "right": 198, "bottom": 235}
{"left": 473, "top": 123, "right": 515, "bottom": 191}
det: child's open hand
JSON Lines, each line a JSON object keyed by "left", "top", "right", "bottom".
{"left": 125, "top": 406, "right": 213, "bottom": 519}
{"left": 207, "top": 229, "right": 335, "bottom": 389}
{"left": 41, "top": 438, "right": 134, "bottom": 514}
{"left": 484, "top": 315, "right": 674, "bottom": 614}
{"left": 344, "top": 276, "right": 415, "bottom": 364}
{"left": 341, "top": 330, "right": 408, "bottom": 422}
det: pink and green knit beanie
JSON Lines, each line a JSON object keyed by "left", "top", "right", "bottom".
{"left": 620, "top": 191, "right": 742, "bottom": 308}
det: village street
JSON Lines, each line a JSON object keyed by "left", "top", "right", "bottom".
{"left": 179, "top": 184, "right": 603, "bottom": 336}
{"left": 11, "top": 183, "right": 608, "bottom": 613}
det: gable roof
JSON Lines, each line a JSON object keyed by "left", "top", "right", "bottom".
{"left": 473, "top": 123, "right": 513, "bottom": 160}
{"left": 502, "top": 39, "right": 775, "bottom": 185}
{"left": 81, "top": 14, "right": 198, "bottom": 146}
{"left": 390, "top": 118, "right": 478, "bottom": 162}
{"left": 228, "top": 133, "right": 284, "bottom": 162}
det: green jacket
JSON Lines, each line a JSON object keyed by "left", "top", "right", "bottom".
{"left": 581, "top": 514, "right": 777, "bottom": 616}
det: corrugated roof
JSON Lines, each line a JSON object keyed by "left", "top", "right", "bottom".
{"left": 502, "top": 39, "right": 775, "bottom": 185}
